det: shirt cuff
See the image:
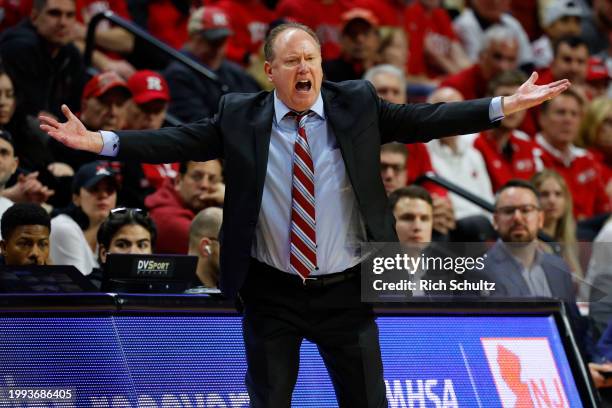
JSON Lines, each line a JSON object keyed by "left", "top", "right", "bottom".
{"left": 99, "top": 130, "right": 119, "bottom": 157}
{"left": 489, "top": 96, "right": 505, "bottom": 122}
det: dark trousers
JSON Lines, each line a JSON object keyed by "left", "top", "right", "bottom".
{"left": 239, "top": 259, "right": 387, "bottom": 408}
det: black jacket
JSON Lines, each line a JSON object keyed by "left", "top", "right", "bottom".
{"left": 114, "top": 80, "right": 497, "bottom": 299}
{"left": 0, "top": 20, "right": 84, "bottom": 118}
{"left": 164, "top": 52, "right": 260, "bottom": 122}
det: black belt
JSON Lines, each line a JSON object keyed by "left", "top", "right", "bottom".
{"left": 250, "top": 259, "right": 359, "bottom": 289}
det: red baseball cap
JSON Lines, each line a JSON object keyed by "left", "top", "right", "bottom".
{"left": 341, "top": 8, "right": 379, "bottom": 33}
{"left": 587, "top": 57, "right": 610, "bottom": 82}
{"left": 188, "top": 6, "right": 233, "bottom": 41}
{"left": 127, "top": 70, "right": 170, "bottom": 105}
{"left": 82, "top": 71, "right": 130, "bottom": 100}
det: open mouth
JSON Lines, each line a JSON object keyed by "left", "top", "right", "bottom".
{"left": 295, "top": 80, "right": 312, "bottom": 92}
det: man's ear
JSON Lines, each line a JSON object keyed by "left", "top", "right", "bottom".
{"left": 264, "top": 61, "right": 273, "bottom": 83}
{"left": 99, "top": 245, "right": 108, "bottom": 264}
{"left": 0, "top": 239, "right": 6, "bottom": 255}
{"left": 198, "top": 237, "right": 212, "bottom": 258}
{"left": 72, "top": 192, "right": 81, "bottom": 207}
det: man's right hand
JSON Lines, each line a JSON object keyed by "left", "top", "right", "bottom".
{"left": 39, "top": 105, "right": 104, "bottom": 154}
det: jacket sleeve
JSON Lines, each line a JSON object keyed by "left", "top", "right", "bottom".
{"left": 378, "top": 97, "right": 500, "bottom": 145}
{"left": 115, "top": 96, "right": 226, "bottom": 163}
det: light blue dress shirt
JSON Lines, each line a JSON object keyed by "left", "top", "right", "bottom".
{"left": 100, "top": 95, "right": 505, "bottom": 276}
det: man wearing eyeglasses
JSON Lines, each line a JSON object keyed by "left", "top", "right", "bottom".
{"left": 483, "top": 179, "right": 599, "bottom": 361}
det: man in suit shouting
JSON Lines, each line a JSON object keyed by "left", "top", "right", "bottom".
{"left": 40, "top": 23, "right": 569, "bottom": 408}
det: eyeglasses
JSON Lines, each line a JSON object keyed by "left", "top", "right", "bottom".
{"left": 494, "top": 204, "right": 540, "bottom": 218}
{"left": 110, "top": 207, "right": 147, "bottom": 217}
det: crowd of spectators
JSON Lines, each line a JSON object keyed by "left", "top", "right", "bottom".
{"left": 1, "top": 0, "right": 612, "bottom": 396}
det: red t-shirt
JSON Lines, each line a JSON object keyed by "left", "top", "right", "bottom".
{"left": 405, "top": 1, "right": 457, "bottom": 78}
{"left": 215, "top": 0, "right": 276, "bottom": 65}
{"left": 145, "top": 0, "right": 189, "bottom": 49}
{"left": 276, "top": 0, "right": 353, "bottom": 61}
{"left": 75, "top": 0, "right": 130, "bottom": 23}
{"left": 405, "top": 143, "right": 448, "bottom": 198}
{"left": 439, "top": 64, "right": 486, "bottom": 100}
{"left": 537, "top": 136, "right": 610, "bottom": 219}
{"left": 473, "top": 130, "right": 541, "bottom": 192}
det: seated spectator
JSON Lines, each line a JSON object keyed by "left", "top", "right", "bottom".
{"left": 97, "top": 207, "right": 156, "bottom": 264}
{"left": 536, "top": 89, "right": 610, "bottom": 219}
{"left": 537, "top": 36, "right": 590, "bottom": 95}
{"left": 440, "top": 25, "right": 519, "bottom": 100}
{"left": 50, "top": 71, "right": 131, "bottom": 173}
{"left": 276, "top": 0, "right": 351, "bottom": 61}
{"left": 532, "top": 1, "right": 583, "bottom": 69}
{"left": 453, "top": 0, "right": 534, "bottom": 68}
{"left": 214, "top": 0, "right": 276, "bottom": 68}
{"left": 323, "top": 8, "right": 380, "bottom": 82}
{"left": 380, "top": 142, "right": 407, "bottom": 195}
{"left": 120, "top": 70, "right": 178, "bottom": 208}
{"left": 145, "top": 160, "right": 223, "bottom": 254}
{"left": 483, "top": 180, "right": 595, "bottom": 360}
{"left": 531, "top": 170, "right": 582, "bottom": 279}
{"left": 164, "top": 6, "right": 260, "bottom": 123}
{"left": 0, "top": 0, "right": 85, "bottom": 119}
{"left": 474, "top": 70, "right": 543, "bottom": 192}
{"left": 404, "top": 0, "right": 470, "bottom": 80}
{"left": 425, "top": 87, "right": 494, "bottom": 220}
{"left": 188, "top": 207, "right": 222, "bottom": 288}
{"left": 388, "top": 185, "right": 433, "bottom": 246}
{"left": 50, "top": 161, "right": 117, "bottom": 275}
{"left": 522, "top": 36, "right": 592, "bottom": 136}
{"left": 0, "top": 130, "right": 19, "bottom": 226}
{"left": 0, "top": 202, "right": 50, "bottom": 266}
{"left": 577, "top": 96, "right": 612, "bottom": 198}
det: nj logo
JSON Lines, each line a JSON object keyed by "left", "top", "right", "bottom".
{"left": 481, "top": 338, "right": 570, "bottom": 408}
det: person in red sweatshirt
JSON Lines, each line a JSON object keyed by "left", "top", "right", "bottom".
{"left": 440, "top": 24, "right": 519, "bottom": 100}
{"left": 145, "top": 160, "right": 224, "bottom": 254}
{"left": 474, "top": 70, "right": 543, "bottom": 192}
{"left": 536, "top": 89, "right": 610, "bottom": 219}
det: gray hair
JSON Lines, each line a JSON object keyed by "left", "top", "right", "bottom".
{"left": 363, "top": 64, "right": 406, "bottom": 90}
{"left": 482, "top": 25, "right": 518, "bottom": 50}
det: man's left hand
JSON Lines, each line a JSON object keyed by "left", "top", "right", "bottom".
{"left": 502, "top": 72, "right": 570, "bottom": 115}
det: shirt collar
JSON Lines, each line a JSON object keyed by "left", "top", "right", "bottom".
{"left": 536, "top": 133, "right": 586, "bottom": 166}
{"left": 273, "top": 90, "right": 325, "bottom": 124}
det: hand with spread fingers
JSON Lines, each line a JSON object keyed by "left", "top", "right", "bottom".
{"left": 503, "top": 72, "right": 571, "bottom": 115}
{"left": 39, "top": 104, "right": 104, "bottom": 154}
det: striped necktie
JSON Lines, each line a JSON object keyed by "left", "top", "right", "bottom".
{"left": 288, "top": 112, "right": 317, "bottom": 281}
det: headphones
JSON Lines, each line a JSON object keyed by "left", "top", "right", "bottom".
{"left": 204, "top": 245, "right": 212, "bottom": 255}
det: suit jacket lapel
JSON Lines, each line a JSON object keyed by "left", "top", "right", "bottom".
{"left": 322, "top": 87, "right": 357, "bottom": 185}
{"left": 252, "top": 92, "right": 275, "bottom": 207}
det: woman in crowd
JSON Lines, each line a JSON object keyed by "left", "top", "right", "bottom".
{"left": 97, "top": 207, "right": 156, "bottom": 264}
{"left": 531, "top": 170, "right": 582, "bottom": 278}
{"left": 50, "top": 161, "right": 117, "bottom": 275}
{"left": 577, "top": 96, "right": 612, "bottom": 198}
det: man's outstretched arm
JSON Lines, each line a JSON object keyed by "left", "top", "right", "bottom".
{"left": 39, "top": 104, "right": 223, "bottom": 164}
{"left": 379, "top": 72, "right": 571, "bottom": 144}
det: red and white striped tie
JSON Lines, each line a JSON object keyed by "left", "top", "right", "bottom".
{"left": 289, "top": 112, "right": 317, "bottom": 281}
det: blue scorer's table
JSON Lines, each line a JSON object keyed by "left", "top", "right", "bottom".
{"left": 0, "top": 294, "right": 598, "bottom": 407}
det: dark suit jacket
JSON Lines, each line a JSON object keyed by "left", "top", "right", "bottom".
{"left": 483, "top": 241, "right": 575, "bottom": 301}
{"left": 115, "top": 80, "right": 497, "bottom": 299}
